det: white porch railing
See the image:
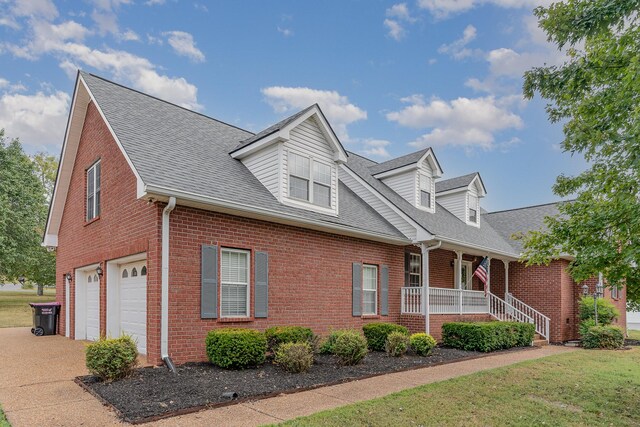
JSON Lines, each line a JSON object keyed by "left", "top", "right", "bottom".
{"left": 506, "top": 292, "right": 550, "bottom": 342}
{"left": 401, "top": 287, "right": 490, "bottom": 315}
{"left": 401, "top": 287, "right": 423, "bottom": 314}
{"left": 488, "top": 293, "right": 534, "bottom": 325}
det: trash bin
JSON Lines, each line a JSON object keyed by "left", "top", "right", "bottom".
{"left": 29, "top": 302, "right": 61, "bottom": 336}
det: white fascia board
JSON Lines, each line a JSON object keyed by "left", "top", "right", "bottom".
{"left": 143, "top": 184, "right": 412, "bottom": 246}
{"left": 372, "top": 164, "right": 417, "bottom": 179}
{"left": 339, "top": 165, "right": 434, "bottom": 241}
{"left": 433, "top": 235, "right": 519, "bottom": 260}
{"left": 435, "top": 187, "right": 467, "bottom": 197}
{"left": 79, "top": 75, "right": 146, "bottom": 199}
{"left": 230, "top": 132, "right": 287, "bottom": 159}
{"left": 470, "top": 174, "right": 487, "bottom": 197}
{"left": 418, "top": 148, "right": 443, "bottom": 178}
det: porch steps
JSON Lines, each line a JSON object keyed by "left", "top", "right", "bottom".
{"left": 532, "top": 334, "right": 548, "bottom": 347}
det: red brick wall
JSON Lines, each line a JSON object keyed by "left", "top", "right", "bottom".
{"left": 399, "top": 314, "right": 493, "bottom": 341}
{"left": 166, "top": 205, "right": 406, "bottom": 364}
{"left": 490, "top": 259, "right": 506, "bottom": 298}
{"left": 55, "top": 101, "right": 160, "bottom": 353}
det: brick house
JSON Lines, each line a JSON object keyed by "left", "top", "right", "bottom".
{"left": 45, "top": 72, "right": 626, "bottom": 365}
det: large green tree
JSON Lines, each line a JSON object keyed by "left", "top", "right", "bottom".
{"left": 0, "top": 130, "right": 56, "bottom": 292}
{"left": 521, "top": 0, "right": 640, "bottom": 307}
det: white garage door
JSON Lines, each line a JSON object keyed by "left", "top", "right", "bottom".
{"left": 85, "top": 273, "right": 100, "bottom": 341}
{"left": 120, "top": 261, "right": 147, "bottom": 354}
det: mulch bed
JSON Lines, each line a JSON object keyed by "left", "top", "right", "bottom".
{"left": 625, "top": 339, "right": 640, "bottom": 346}
{"left": 77, "top": 346, "right": 535, "bottom": 424}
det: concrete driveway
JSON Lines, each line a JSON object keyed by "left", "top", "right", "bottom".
{"left": 0, "top": 327, "right": 578, "bottom": 426}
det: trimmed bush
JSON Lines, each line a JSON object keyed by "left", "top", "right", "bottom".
{"left": 385, "top": 331, "right": 410, "bottom": 357}
{"left": 265, "top": 326, "right": 314, "bottom": 352}
{"left": 274, "top": 342, "right": 314, "bottom": 373}
{"left": 318, "top": 329, "right": 349, "bottom": 354}
{"left": 85, "top": 335, "right": 138, "bottom": 381}
{"left": 410, "top": 333, "right": 437, "bottom": 356}
{"left": 362, "top": 323, "right": 409, "bottom": 351}
{"left": 442, "top": 321, "right": 535, "bottom": 352}
{"left": 582, "top": 325, "right": 624, "bottom": 349}
{"left": 579, "top": 318, "right": 596, "bottom": 338}
{"left": 578, "top": 296, "right": 619, "bottom": 325}
{"left": 205, "top": 328, "right": 267, "bottom": 369}
{"left": 332, "top": 330, "right": 368, "bottom": 365}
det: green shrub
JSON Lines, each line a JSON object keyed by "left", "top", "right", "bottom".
{"left": 274, "top": 342, "right": 314, "bottom": 373}
{"left": 578, "top": 296, "right": 619, "bottom": 325}
{"left": 85, "top": 335, "right": 138, "bottom": 381}
{"left": 579, "top": 318, "right": 596, "bottom": 338}
{"left": 582, "top": 325, "right": 625, "bottom": 349}
{"left": 318, "top": 329, "right": 349, "bottom": 354}
{"left": 264, "top": 326, "right": 314, "bottom": 352}
{"left": 332, "top": 330, "right": 368, "bottom": 365}
{"left": 205, "top": 328, "right": 267, "bottom": 369}
{"left": 410, "top": 333, "right": 437, "bottom": 356}
{"left": 442, "top": 322, "right": 535, "bottom": 352}
{"left": 385, "top": 331, "right": 410, "bottom": 357}
{"left": 362, "top": 323, "right": 409, "bottom": 351}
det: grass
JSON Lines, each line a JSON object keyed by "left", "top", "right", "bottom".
{"left": 280, "top": 347, "right": 640, "bottom": 426}
{"left": 0, "top": 289, "right": 56, "bottom": 328}
{"left": 628, "top": 330, "right": 640, "bottom": 340}
{"left": 0, "top": 404, "right": 9, "bottom": 427}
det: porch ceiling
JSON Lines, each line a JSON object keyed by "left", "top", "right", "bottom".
{"left": 436, "top": 241, "right": 519, "bottom": 261}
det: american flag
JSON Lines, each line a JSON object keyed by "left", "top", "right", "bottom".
{"left": 473, "top": 257, "right": 490, "bottom": 295}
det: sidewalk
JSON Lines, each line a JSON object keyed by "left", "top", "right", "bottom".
{"left": 0, "top": 327, "right": 576, "bottom": 427}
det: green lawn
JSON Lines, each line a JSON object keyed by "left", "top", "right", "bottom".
{"left": 0, "top": 404, "right": 9, "bottom": 427}
{"left": 628, "top": 330, "right": 640, "bottom": 340}
{"left": 280, "top": 347, "right": 640, "bottom": 426}
{"left": 0, "top": 289, "right": 56, "bottom": 328}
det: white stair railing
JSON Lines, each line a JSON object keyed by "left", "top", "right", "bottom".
{"left": 488, "top": 293, "right": 534, "bottom": 325}
{"left": 506, "top": 293, "right": 550, "bottom": 342}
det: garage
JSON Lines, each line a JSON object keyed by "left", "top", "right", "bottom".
{"left": 118, "top": 261, "right": 147, "bottom": 354}
{"left": 75, "top": 270, "right": 100, "bottom": 341}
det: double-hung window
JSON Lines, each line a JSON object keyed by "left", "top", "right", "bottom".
{"left": 362, "top": 265, "right": 378, "bottom": 315}
{"left": 419, "top": 174, "right": 431, "bottom": 209}
{"left": 86, "top": 160, "right": 101, "bottom": 221}
{"left": 221, "top": 248, "right": 250, "bottom": 317}
{"left": 288, "top": 151, "right": 333, "bottom": 208}
{"left": 468, "top": 194, "right": 478, "bottom": 223}
{"left": 409, "top": 254, "right": 421, "bottom": 287}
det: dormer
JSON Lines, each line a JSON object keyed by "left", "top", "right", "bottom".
{"left": 435, "top": 172, "right": 487, "bottom": 227}
{"left": 230, "top": 104, "right": 348, "bottom": 216}
{"left": 369, "top": 148, "right": 443, "bottom": 213}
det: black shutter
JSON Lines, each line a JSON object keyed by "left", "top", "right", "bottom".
{"left": 404, "top": 252, "right": 410, "bottom": 286}
{"left": 254, "top": 251, "right": 269, "bottom": 318}
{"left": 201, "top": 245, "right": 218, "bottom": 319}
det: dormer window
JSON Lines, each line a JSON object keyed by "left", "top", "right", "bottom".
{"left": 289, "top": 152, "right": 310, "bottom": 201}
{"left": 468, "top": 194, "right": 478, "bottom": 223}
{"left": 419, "top": 174, "right": 432, "bottom": 209}
{"left": 313, "top": 161, "right": 332, "bottom": 207}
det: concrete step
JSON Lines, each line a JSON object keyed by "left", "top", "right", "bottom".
{"left": 533, "top": 339, "right": 548, "bottom": 347}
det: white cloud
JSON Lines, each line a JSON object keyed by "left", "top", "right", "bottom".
{"left": 417, "top": 0, "right": 553, "bottom": 19}
{"left": 121, "top": 29, "right": 139, "bottom": 41}
{"left": 360, "top": 139, "right": 391, "bottom": 158}
{"left": 163, "top": 31, "right": 205, "bottom": 62}
{"left": 0, "top": 89, "right": 70, "bottom": 152}
{"left": 0, "top": 17, "right": 21, "bottom": 29}
{"left": 145, "top": 0, "right": 165, "bottom": 5}
{"left": 261, "top": 86, "right": 367, "bottom": 141}
{"left": 12, "top": 0, "right": 58, "bottom": 21}
{"left": 384, "top": 19, "right": 405, "bottom": 41}
{"left": 277, "top": 26, "right": 293, "bottom": 37}
{"left": 383, "top": 3, "right": 416, "bottom": 41}
{"left": 386, "top": 94, "right": 523, "bottom": 150}
{"left": 91, "top": 10, "right": 118, "bottom": 35}
{"left": 438, "top": 24, "right": 478, "bottom": 59}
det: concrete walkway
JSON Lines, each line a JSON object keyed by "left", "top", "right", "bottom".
{"left": 0, "top": 327, "right": 577, "bottom": 426}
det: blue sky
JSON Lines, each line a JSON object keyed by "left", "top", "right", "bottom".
{"left": 0, "top": 0, "right": 586, "bottom": 211}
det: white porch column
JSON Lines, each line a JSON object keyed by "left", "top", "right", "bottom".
{"left": 455, "top": 251, "right": 463, "bottom": 289}
{"left": 486, "top": 256, "right": 491, "bottom": 295}
{"left": 421, "top": 244, "right": 430, "bottom": 334}
{"left": 503, "top": 260, "right": 509, "bottom": 296}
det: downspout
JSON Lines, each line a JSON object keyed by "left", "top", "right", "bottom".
{"left": 421, "top": 241, "right": 442, "bottom": 335}
{"left": 162, "top": 197, "right": 176, "bottom": 372}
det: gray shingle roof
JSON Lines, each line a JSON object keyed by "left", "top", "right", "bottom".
{"left": 484, "top": 202, "right": 564, "bottom": 252}
{"left": 346, "top": 153, "right": 519, "bottom": 256}
{"left": 80, "top": 72, "right": 405, "bottom": 240}
{"left": 436, "top": 172, "right": 479, "bottom": 193}
{"left": 231, "top": 104, "right": 316, "bottom": 152}
{"left": 368, "top": 148, "right": 432, "bottom": 175}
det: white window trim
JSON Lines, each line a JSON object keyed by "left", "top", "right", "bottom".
{"left": 416, "top": 172, "right": 435, "bottom": 213}
{"left": 467, "top": 193, "right": 480, "bottom": 226}
{"left": 409, "top": 253, "right": 421, "bottom": 287}
{"left": 86, "top": 160, "right": 100, "bottom": 221}
{"left": 285, "top": 149, "right": 336, "bottom": 212}
{"left": 363, "top": 264, "right": 378, "bottom": 315}
{"left": 220, "top": 248, "right": 251, "bottom": 318}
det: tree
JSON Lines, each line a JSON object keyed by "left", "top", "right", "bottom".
{"left": 0, "top": 130, "right": 56, "bottom": 294}
{"left": 521, "top": 0, "right": 640, "bottom": 308}
{"left": 32, "top": 152, "right": 58, "bottom": 203}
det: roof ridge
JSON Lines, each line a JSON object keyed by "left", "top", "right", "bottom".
{"left": 372, "top": 147, "right": 431, "bottom": 167}
{"left": 438, "top": 171, "right": 479, "bottom": 182}
{"left": 487, "top": 199, "right": 571, "bottom": 215}
{"left": 81, "top": 71, "right": 254, "bottom": 136}
{"left": 346, "top": 150, "right": 379, "bottom": 164}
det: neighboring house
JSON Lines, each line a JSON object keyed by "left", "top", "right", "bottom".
{"left": 628, "top": 312, "right": 640, "bottom": 330}
{"left": 45, "top": 72, "right": 626, "bottom": 365}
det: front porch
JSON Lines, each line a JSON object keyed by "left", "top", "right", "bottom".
{"left": 398, "top": 245, "right": 550, "bottom": 342}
